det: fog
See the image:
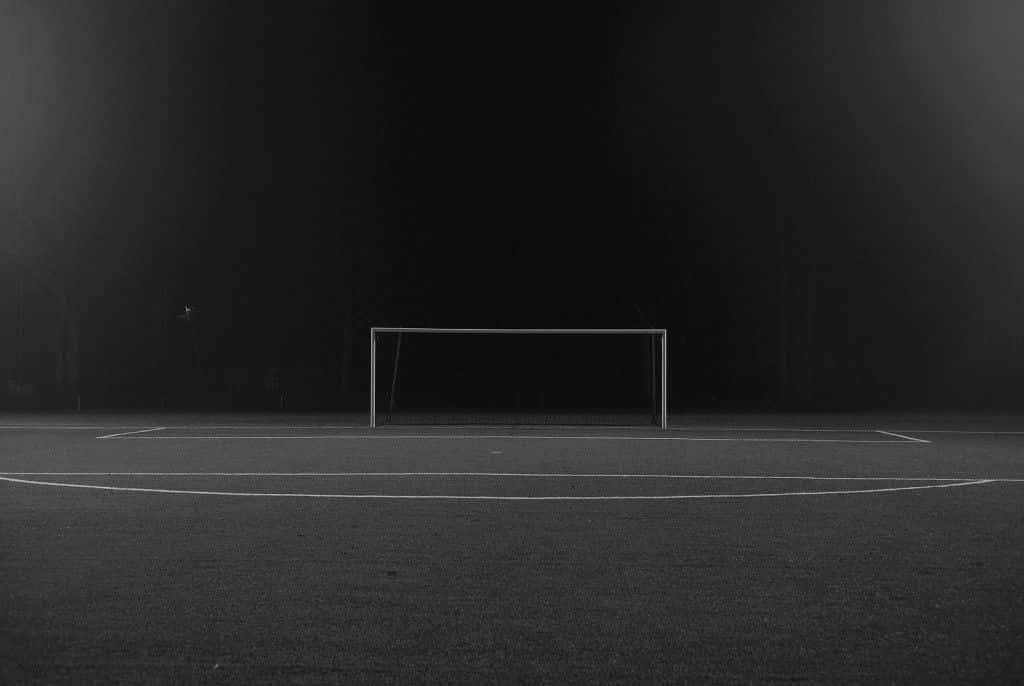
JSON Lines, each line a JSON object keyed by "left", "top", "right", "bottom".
{"left": 3, "top": 1, "right": 1023, "bottom": 410}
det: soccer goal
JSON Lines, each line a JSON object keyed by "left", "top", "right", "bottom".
{"left": 369, "top": 328, "right": 667, "bottom": 428}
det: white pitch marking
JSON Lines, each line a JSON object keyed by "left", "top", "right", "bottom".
{"left": 0, "top": 425, "right": 134, "bottom": 430}
{"left": 894, "top": 429, "right": 1024, "bottom": 435}
{"left": 0, "top": 472, "right": 994, "bottom": 481}
{"left": 0, "top": 476, "right": 994, "bottom": 499}
{"left": 668, "top": 426, "right": 887, "bottom": 432}
{"left": 95, "top": 427, "right": 168, "bottom": 439}
{"left": 876, "top": 430, "right": 931, "bottom": 443}
{"left": 180, "top": 424, "right": 368, "bottom": 429}
{"left": 105, "top": 434, "right": 914, "bottom": 443}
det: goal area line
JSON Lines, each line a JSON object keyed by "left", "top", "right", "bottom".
{"left": 91, "top": 430, "right": 922, "bottom": 443}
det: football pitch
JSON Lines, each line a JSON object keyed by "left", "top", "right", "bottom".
{"left": 2, "top": 413, "right": 1022, "bottom": 683}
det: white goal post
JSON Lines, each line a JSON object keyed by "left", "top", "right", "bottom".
{"left": 369, "top": 327, "right": 668, "bottom": 428}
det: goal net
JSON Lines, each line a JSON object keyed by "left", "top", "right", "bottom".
{"left": 370, "top": 328, "right": 667, "bottom": 428}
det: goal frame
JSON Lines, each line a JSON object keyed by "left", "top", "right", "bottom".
{"left": 369, "top": 327, "right": 668, "bottom": 429}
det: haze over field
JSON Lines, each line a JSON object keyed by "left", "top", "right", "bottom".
{"left": 3, "top": 1, "right": 1023, "bottom": 410}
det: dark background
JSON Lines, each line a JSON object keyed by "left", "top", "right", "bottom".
{"left": 2, "top": 1, "right": 1023, "bottom": 411}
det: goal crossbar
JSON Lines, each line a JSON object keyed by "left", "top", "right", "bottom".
{"left": 372, "top": 328, "right": 667, "bottom": 335}
{"left": 370, "top": 327, "right": 668, "bottom": 428}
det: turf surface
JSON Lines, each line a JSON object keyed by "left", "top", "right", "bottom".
{"left": 2, "top": 413, "right": 1023, "bottom": 684}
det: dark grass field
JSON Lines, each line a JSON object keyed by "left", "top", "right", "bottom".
{"left": 2, "top": 414, "right": 1023, "bottom": 684}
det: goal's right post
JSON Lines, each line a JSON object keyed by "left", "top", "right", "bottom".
{"left": 661, "top": 329, "right": 668, "bottom": 429}
{"left": 645, "top": 329, "right": 669, "bottom": 429}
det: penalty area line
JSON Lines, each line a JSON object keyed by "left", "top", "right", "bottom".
{"left": 0, "top": 425, "right": 136, "bottom": 430}
{"left": 896, "top": 429, "right": 1024, "bottom": 435}
{"left": 96, "top": 427, "right": 168, "bottom": 439}
{"left": 180, "top": 424, "right": 370, "bottom": 429}
{"left": 876, "top": 430, "right": 931, "bottom": 443}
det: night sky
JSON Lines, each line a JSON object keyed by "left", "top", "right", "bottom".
{"left": 3, "top": 1, "right": 1024, "bottom": 410}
